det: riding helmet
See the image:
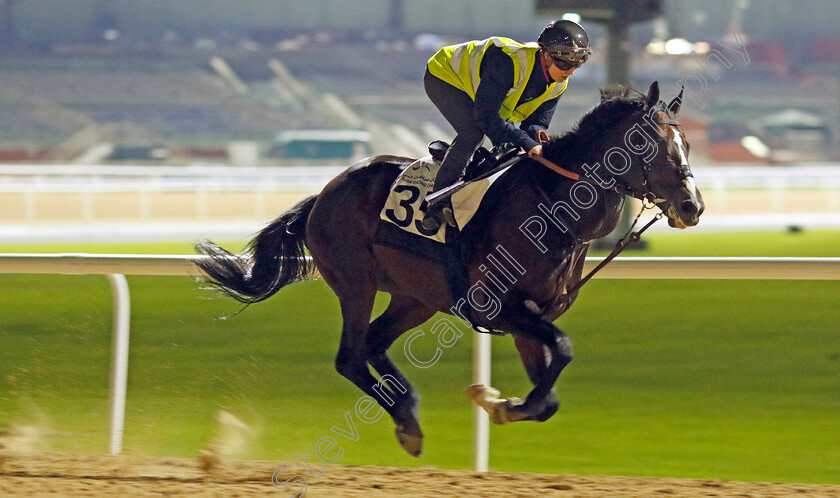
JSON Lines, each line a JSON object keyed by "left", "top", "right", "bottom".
{"left": 538, "top": 20, "right": 591, "bottom": 63}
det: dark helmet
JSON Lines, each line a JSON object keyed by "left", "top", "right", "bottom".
{"left": 538, "top": 20, "right": 591, "bottom": 67}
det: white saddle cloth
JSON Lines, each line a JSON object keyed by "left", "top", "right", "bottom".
{"left": 379, "top": 156, "right": 510, "bottom": 243}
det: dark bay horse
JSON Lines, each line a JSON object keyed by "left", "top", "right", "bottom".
{"left": 195, "top": 81, "right": 704, "bottom": 457}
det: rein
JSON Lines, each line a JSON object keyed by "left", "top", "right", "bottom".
{"left": 531, "top": 155, "right": 579, "bottom": 181}
{"left": 532, "top": 154, "right": 644, "bottom": 201}
{"left": 567, "top": 203, "right": 662, "bottom": 295}
{"left": 526, "top": 103, "right": 683, "bottom": 307}
{"left": 529, "top": 153, "right": 664, "bottom": 301}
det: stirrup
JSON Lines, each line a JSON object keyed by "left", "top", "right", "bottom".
{"left": 441, "top": 207, "right": 456, "bottom": 227}
{"left": 421, "top": 206, "right": 456, "bottom": 231}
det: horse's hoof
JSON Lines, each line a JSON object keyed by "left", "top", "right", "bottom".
{"left": 466, "top": 384, "right": 513, "bottom": 425}
{"left": 395, "top": 425, "right": 423, "bottom": 457}
{"left": 465, "top": 384, "right": 500, "bottom": 403}
{"left": 493, "top": 397, "right": 524, "bottom": 424}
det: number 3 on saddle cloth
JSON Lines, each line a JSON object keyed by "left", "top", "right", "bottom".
{"left": 376, "top": 143, "right": 512, "bottom": 249}
{"left": 374, "top": 142, "right": 516, "bottom": 331}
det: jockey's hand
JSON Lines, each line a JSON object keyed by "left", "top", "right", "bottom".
{"left": 528, "top": 144, "right": 543, "bottom": 157}
{"left": 535, "top": 129, "right": 549, "bottom": 145}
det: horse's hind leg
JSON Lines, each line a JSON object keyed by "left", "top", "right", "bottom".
{"left": 323, "top": 268, "right": 428, "bottom": 456}
{"left": 366, "top": 295, "right": 436, "bottom": 456}
{"left": 326, "top": 275, "right": 400, "bottom": 429}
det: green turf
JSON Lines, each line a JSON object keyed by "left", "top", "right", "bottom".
{"left": 0, "top": 229, "right": 838, "bottom": 483}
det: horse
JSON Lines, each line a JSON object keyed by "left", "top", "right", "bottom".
{"left": 195, "top": 81, "right": 705, "bottom": 457}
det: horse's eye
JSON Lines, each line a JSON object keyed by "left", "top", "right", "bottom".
{"left": 629, "top": 133, "right": 646, "bottom": 148}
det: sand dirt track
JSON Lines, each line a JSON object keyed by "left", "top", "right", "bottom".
{"left": 1, "top": 453, "right": 839, "bottom": 497}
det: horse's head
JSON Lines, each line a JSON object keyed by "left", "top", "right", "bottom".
{"left": 608, "top": 81, "right": 705, "bottom": 228}
{"left": 543, "top": 81, "right": 705, "bottom": 229}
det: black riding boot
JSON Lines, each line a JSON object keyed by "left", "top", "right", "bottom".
{"left": 422, "top": 157, "right": 464, "bottom": 231}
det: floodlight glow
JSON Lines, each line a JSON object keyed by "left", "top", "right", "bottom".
{"left": 665, "top": 38, "right": 693, "bottom": 55}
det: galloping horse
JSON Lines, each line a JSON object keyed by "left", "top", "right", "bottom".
{"left": 196, "top": 81, "right": 704, "bottom": 457}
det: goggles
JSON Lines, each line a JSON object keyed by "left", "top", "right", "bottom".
{"left": 546, "top": 46, "right": 592, "bottom": 70}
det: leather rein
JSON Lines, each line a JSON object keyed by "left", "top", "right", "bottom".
{"left": 528, "top": 115, "right": 683, "bottom": 295}
{"left": 530, "top": 154, "right": 580, "bottom": 181}
{"left": 497, "top": 109, "right": 684, "bottom": 307}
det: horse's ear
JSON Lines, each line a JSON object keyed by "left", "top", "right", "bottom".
{"left": 645, "top": 81, "right": 660, "bottom": 109}
{"left": 669, "top": 86, "right": 684, "bottom": 116}
{"left": 599, "top": 88, "right": 611, "bottom": 102}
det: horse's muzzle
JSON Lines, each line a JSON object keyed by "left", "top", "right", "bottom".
{"left": 666, "top": 193, "right": 704, "bottom": 229}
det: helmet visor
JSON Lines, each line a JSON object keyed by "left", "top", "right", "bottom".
{"left": 546, "top": 46, "right": 592, "bottom": 70}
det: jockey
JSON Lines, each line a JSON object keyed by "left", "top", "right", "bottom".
{"left": 421, "top": 20, "right": 592, "bottom": 231}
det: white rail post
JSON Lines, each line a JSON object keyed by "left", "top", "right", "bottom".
{"left": 472, "top": 332, "right": 491, "bottom": 472}
{"left": 106, "top": 274, "right": 130, "bottom": 454}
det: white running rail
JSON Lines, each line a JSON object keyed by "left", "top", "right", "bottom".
{"left": 1, "top": 164, "right": 840, "bottom": 192}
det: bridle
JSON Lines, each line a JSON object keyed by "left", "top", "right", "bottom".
{"left": 618, "top": 109, "right": 690, "bottom": 206}
{"left": 532, "top": 106, "right": 690, "bottom": 208}
{"left": 529, "top": 106, "right": 694, "bottom": 299}
{"left": 582, "top": 108, "right": 692, "bottom": 207}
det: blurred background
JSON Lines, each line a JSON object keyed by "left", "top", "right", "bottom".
{"left": 0, "top": 0, "right": 838, "bottom": 485}
{"left": 0, "top": 0, "right": 837, "bottom": 239}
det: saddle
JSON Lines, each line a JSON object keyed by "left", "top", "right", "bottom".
{"left": 428, "top": 140, "right": 520, "bottom": 182}
{"left": 374, "top": 142, "right": 521, "bottom": 334}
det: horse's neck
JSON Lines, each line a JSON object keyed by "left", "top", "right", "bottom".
{"left": 582, "top": 189, "right": 625, "bottom": 241}
{"left": 543, "top": 149, "right": 625, "bottom": 242}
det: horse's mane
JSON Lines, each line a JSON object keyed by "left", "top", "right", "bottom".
{"left": 543, "top": 86, "right": 649, "bottom": 161}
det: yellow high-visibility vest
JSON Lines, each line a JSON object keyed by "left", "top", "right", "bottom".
{"left": 427, "top": 37, "right": 568, "bottom": 123}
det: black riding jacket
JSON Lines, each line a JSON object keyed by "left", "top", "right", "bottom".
{"left": 475, "top": 45, "right": 561, "bottom": 152}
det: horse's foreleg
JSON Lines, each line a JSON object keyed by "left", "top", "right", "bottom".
{"left": 510, "top": 336, "right": 559, "bottom": 421}
{"left": 508, "top": 318, "right": 571, "bottom": 422}
{"left": 468, "top": 309, "right": 571, "bottom": 424}
{"left": 366, "top": 295, "right": 436, "bottom": 457}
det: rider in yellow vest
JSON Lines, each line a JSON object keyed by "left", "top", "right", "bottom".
{"left": 422, "top": 20, "right": 592, "bottom": 230}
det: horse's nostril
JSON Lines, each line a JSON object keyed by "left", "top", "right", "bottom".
{"left": 681, "top": 199, "right": 699, "bottom": 217}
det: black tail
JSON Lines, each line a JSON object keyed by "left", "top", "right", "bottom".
{"left": 194, "top": 194, "right": 318, "bottom": 304}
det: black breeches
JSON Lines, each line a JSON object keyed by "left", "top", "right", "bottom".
{"left": 424, "top": 69, "right": 485, "bottom": 192}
